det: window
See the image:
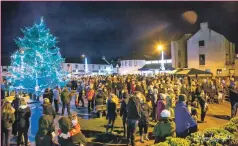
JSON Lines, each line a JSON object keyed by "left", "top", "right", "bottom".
{"left": 199, "top": 40, "right": 205, "bottom": 47}
{"left": 125, "top": 61, "right": 127, "bottom": 67}
{"left": 121, "top": 62, "right": 123, "bottom": 67}
{"left": 67, "top": 64, "right": 70, "bottom": 67}
{"left": 104, "top": 66, "right": 106, "bottom": 69}
{"left": 178, "top": 62, "right": 181, "bottom": 68}
{"left": 75, "top": 64, "right": 78, "bottom": 69}
{"left": 3, "top": 69, "right": 7, "bottom": 72}
{"left": 134, "top": 60, "right": 137, "bottom": 66}
{"left": 217, "top": 69, "right": 222, "bottom": 75}
{"left": 129, "top": 61, "right": 132, "bottom": 66}
{"left": 83, "top": 65, "right": 85, "bottom": 69}
{"left": 99, "top": 66, "right": 101, "bottom": 69}
{"left": 199, "top": 54, "right": 205, "bottom": 65}
{"left": 178, "top": 50, "right": 181, "bottom": 57}
{"left": 92, "top": 65, "right": 95, "bottom": 69}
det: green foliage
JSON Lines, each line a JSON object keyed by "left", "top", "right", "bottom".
{"left": 166, "top": 137, "right": 190, "bottom": 146}
{"left": 230, "top": 117, "right": 238, "bottom": 124}
{"left": 154, "top": 142, "right": 170, "bottom": 146}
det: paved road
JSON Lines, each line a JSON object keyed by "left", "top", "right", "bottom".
{"left": 8, "top": 95, "right": 233, "bottom": 146}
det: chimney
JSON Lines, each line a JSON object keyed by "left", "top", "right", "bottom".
{"left": 200, "top": 22, "right": 208, "bottom": 30}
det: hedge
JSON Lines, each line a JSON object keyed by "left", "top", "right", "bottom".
{"left": 152, "top": 117, "right": 238, "bottom": 146}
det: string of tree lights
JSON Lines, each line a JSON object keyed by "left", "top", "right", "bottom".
{"left": 8, "top": 17, "right": 68, "bottom": 96}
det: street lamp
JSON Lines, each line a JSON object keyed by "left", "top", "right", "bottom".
{"left": 81, "top": 54, "right": 88, "bottom": 74}
{"left": 157, "top": 44, "right": 165, "bottom": 71}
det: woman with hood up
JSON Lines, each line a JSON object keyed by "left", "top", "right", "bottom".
{"left": 106, "top": 93, "right": 118, "bottom": 134}
{"left": 1, "top": 101, "right": 15, "bottom": 146}
{"left": 16, "top": 98, "right": 31, "bottom": 146}
{"left": 42, "top": 98, "right": 56, "bottom": 119}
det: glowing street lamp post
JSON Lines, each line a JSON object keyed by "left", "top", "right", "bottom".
{"left": 82, "top": 54, "right": 88, "bottom": 74}
{"left": 157, "top": 45, "right": 165, "bottom": 71}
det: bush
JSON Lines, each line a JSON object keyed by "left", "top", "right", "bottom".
{"left": 153, "top": 142, "right": 170, "bottom": 146}
{"left": 230, "top": 117, "right": 238, "bottom": 124}
{"left": 166, "top": 137, "right": 190, "bottom": 146}
{"left": 222, "top": 122, "right": 238, "bottom": 133}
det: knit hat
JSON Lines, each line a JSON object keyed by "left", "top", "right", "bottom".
{"left": 161, "top": 109, "right": 171, "bottom": 118}
{"left": 179, "top": 94, "right": 186, "bottom": 102}
{"left": 43, "top": 98, "right": 50, "bottom": 104}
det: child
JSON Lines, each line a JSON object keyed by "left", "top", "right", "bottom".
{"left": 153, "top": 110, "right": 176, "bottom": 144}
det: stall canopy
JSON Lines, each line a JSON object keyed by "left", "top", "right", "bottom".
{"left": 138, "top": 64, "right": 173, "bottom": 71}
{"left": 175, "top": 68, "right": 212, "bottom": 75}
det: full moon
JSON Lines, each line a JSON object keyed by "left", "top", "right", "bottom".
{"left": 182, "top": 11, "right": 198, "bottom": 24}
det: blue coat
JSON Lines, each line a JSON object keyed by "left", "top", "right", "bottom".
{"left": 175, "top": 102, "right": 197, "bottom": 134}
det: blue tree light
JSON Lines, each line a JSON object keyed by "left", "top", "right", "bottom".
{"left": 8, "top": 17, "right": 69, "bottom": 96}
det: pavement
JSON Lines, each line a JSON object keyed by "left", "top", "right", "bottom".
{"left": 4, "top": 95, "right": 233, "bottom": 146}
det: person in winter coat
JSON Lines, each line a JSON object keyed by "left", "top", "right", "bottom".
{"left": 35, "top": 114, "right": 55, "bottom": 146}
{"left": 153, "top": 110, "right": 175, "bottom": 144}
{"left": 127, "top": 91, "right": 142, "bottom": 146}
{"left": 165, "top": 94, "right": 174, "bottom": 119}
{"left": 152, "top": 84, "right": 158, "bottom": 122}
{"left": 76, "top": 82, "right": 85, "bottom": 108}
{"left": 1, "top": 102, "right": 15, "bottom": 146}
{"left": 138, "top": 96, "right": 151, "bottom": 143}
{"left": 11, "top": 94, "right": 20, "bottom": 136}
{"left": 106, "top": 94, "right": 118, "bottom": 134}
{"left": 16, "top": 98, "right": 31, "bottom": 146}
{"left": 58, "top": 115, "right": 87, "bottom": 146}
{"left": 43, "top": 88, "right": 54, "bottom": 104}
{"left": 229, "top": 83, "right": 238, "bottom": 118}
{"left": 53, "top": 86, "right": 61, "bottom": 113}
{"left": 120, "top": 92, "right": 130, "bottom": 137}
{"left": 61, "top": 87, "right": 72, "bottom": 116}
{"left": 42, "top": 98, "right": 56, "bottom": 119}
{"left": 86, "top": 84, "right": 95, "bottom": 113}
{"left": 197, "top": 90, "right": 209, "bottom": 123}
{"left": 175, "top": 94, "right": 197, "bottom": 138}
{"left": 156, "top": 93, "right": 166, "bottom": 121}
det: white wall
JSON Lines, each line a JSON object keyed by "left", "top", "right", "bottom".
{"left": 187, "top": 22, "right": 236, "bottom": 76}
{"left": 119, "top": 60, "right": 146, "bottom": 75}
{"left": 63, "top": 63, "right": 113, "bottom": 74}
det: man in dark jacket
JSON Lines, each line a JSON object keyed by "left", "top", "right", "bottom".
{"left": 35, "top": 115, "right": 55, "bottom": 146}
{"left": 11, "top": 94, "right": 20, "bottom": 136}
{"left": 229, "top": 83, "right": 238, "bottom": 118}
{"left": 61, "top": 87, "right": 72, "bottom": 116}
{"left": 17, "top": 98, "right": 31, "bottom": 146}
{"left": 120, "top": 92, "right": 130, "bottom": 137}
{"left": 42, "top": 98, "right": 56, "bottom": 119}
{"left": 127, "top": 91, "right": 142, "bottom": 146}
{"left": 43, "top": 88, "right": 54, "bottom": 104}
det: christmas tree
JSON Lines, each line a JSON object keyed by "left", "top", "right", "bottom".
{"left": 8, "top": 17, "right": 68, "bottom": 96}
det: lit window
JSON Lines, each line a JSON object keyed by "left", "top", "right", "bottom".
{"left": 134, "top": 60, "right": 137, "bottom": 66}
{"left": 199, "top": 54, "right": 205, "bottom": 65}
{"left": 178, "top": 50, "right": 181, "bottom": 57}
{"left": 129, "top": 61, "right": 132, "bottom": 66}
{"left": 217, "top": 69, "right": 222, "bottom": 75}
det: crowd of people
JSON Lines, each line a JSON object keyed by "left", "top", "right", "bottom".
{"left": 1, "top": 74, "right": 238, "bottom": 146}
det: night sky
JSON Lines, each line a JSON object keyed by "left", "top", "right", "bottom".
{"left": 2, "top": 1, "right": 238, "bottom": 64}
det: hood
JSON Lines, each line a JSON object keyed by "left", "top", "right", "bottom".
{"left": 19, "top": 105, "right": 28, "bottom": 109}
{"left": 58, "top": 117, "right": 71, "bottom": 133}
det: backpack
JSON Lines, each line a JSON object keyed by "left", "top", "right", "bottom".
{"left": 87, "top": 90, "right": 95, "bottom": 101}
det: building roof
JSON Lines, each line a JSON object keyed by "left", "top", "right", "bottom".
{"left": 175, "top": 68, "right": 212, "bottom": 75}
{"left": 138, "top": 63, "right": 173, "bottom": 71}
{"left": 65, "top": 57, "right": 109, "bottom": 65}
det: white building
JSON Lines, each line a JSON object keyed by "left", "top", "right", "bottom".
{"left": 119, "top": 60, "right": 145, "bottom": 75}
{"left": 63, "top": 63, "right": 113, "bottom": 76}
{"left": 171, "top": 34, "right": 192, "bottom": 68}
{"left": 172, "top": 22, "right": 236, "bottom": 77}
{"left": 119, "top": 59, "right": 172, "bottom": 75}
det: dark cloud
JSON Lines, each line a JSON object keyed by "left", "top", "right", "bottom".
{"left": 2, "top": 1, "right": 238, "bottom": 63}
